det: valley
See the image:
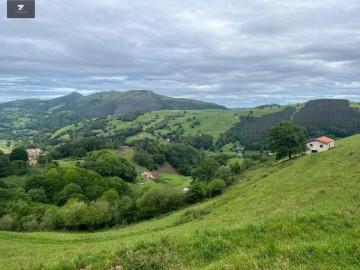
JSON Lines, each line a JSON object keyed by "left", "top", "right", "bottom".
{"left": 0, "top": 93, "right": 359, "bottom": 270}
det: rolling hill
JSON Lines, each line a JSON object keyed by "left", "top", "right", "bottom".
{"left": 0, "top": 135, "right": 359, "bottom": 269}
{"left": 0, "top": 90, "right": 227, "bottom": 139}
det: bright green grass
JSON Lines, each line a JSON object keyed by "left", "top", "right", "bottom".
{"left": 51, "top": 124, "right": 77, "bottom": 138}
{"left": 2, "top": 135, "right": 359, "bottom": 269}
{"left": 125, "top": 132, "right": 157, "bottom": 143}
{"left": 58, "top": 160, "right": 82, "bottom": 168}
{"left": 160, "top": 173, "right": 191, "bottom": 189}
{"left": 227, "top": 157, "right": 244, "bottom": 166}
{"left": 175, "top": 110, "right": 239, "bottom": 139}
{"left": 116, "top": 148, "right": 148, "bottom": 172}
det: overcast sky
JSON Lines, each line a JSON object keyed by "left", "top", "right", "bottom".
{"left": 0, "top": 0, "right": 359, "bottom": 107}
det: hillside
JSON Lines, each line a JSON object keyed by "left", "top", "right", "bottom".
{"left": 0, "top": 90, "right": 227, "bottom": 139}
{"left": 220, "top": 99, "right": 360, "bottom": 150}
{"left": 50, "top": 105, "right": 291, "bottom": 145}
{"left": 294, "top": 99, "right": 360, "bottom": 137}
{"left": 1, "top": 135, "right": 359, "bottom": 269}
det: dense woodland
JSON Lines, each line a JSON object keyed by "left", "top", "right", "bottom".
{"left": 293, "top": 99, "right": 360, "bottom": 137}
{"left": 218, "top": 107, "right": 295, "bottom": 150}
{"left": 1, "top": 139, "right": 264, "bottom": 232}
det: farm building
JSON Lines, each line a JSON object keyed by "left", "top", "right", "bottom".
{"left": 307, "top": 136, "right": 335, "bottom": 154}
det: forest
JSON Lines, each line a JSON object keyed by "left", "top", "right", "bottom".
{"left": 0, "top": 138, "right": 264, "bottom": 232}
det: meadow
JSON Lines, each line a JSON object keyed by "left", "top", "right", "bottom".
{"left": 0, "top": 134, "right": 359, "bottom": 269}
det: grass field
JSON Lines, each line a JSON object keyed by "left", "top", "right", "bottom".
{"left": 1, "top": 135, "right": 359, "bottom": 269}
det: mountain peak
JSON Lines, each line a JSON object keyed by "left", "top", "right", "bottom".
{"left": 52, "top": 91, "right": 84, "bottom": 103}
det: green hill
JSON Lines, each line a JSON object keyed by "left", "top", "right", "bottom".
{"left": 1, "top": 135, "right": 359, "bottom": 269}
{"left": 50, "top": 105, "right": 291, "bottom": 144}
{"left": 0, "top": 90, "right": 227, "bottom": 140}
{"left": 220, "top": 99, "right": 360, "bottom": 151}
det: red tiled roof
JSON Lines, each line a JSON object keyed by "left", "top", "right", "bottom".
{"left": 308, "top": 136, "right": 334, "bottom": 144}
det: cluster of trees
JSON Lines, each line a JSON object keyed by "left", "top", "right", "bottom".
{"left": 0, "top": 165, "right": 137, "bottom": 231}
{"left": 0, "top": 151, "right": 163, "bottom": 232}
{"left": 0, "top": 155, "right": 237, "bottom": 231}
{"left": 133, "top": 140, "right": 203, "bottom": 175}
{"left": 82, "top": 151, "right": 137, "bottom": 182}
{"left": 218, "top": 107, "right": 295, "bottom": 151}
{"left": 293, "top": 99, "right": 360, "bottom": 138}
{"left": 44, "top": 137, "right": 117, "bottom": 162}
{"left": 0, "top": 148, "right": 30, "bottom": 178}
{"left": 186, "top": 158, "right": 236, "bottom": 203}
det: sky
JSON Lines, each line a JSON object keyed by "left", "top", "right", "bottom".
{"left": 0, "top": 0, "right": 360, "bottom": 108}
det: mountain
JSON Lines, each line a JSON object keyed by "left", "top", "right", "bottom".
{"left": 1, "top": 134, "right": 358, "bottom": 269}
{"left": 0, "top": 90, "right": 227, "bottom": 138}
{"left": 65, "top": 90, "right": 227, "bottom": 118}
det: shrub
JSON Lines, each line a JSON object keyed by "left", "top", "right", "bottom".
{"left": 206, "top": 179, "right": 226, "bottom": 197}
{"left": 137, "top": 188, "right": 184, "bottom": 220}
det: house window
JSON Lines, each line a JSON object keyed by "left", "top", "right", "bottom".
{"left": 320, "top": 145, "right": 323, "bottom": 148}
{"left": 310, "top": 144, "right": 313, "bottom": 147}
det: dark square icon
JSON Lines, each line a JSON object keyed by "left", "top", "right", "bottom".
{"left": 7, "top": 0, "right": 35, "bottom": 18}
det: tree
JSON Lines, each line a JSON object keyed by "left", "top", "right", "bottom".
{"left": 9, "top": 148, "right": 28, "bottom": 162}
{"left": 37, "top": 155, "right": 47, "bottom": 165}
{"left": 0, "top": 155, "right": 13, "bottom": 178}
{"left": 206, "top": 179, "right": 226, "bottom": 197}
{"left": 25, "top": 175, "right": 47, "bottom": 191}
{"left": 269, "top": 121, "right": 306, "bottom": 160}
{"left": 191, "top": 134, "right": 213, "bottom": 150}
{"left": 84, "top": 152, "right": 137, "bottom": 182}
{"left": 186, "top": 182, "right": 207, "bottom": 203}
{"left": 191, "top": 158, "right": 220, "bottom": 182}
{"left": 54, "top": 183, "right": 86, "bottom": 206}
{"left": 73, "top": 148, "right": 87, "bottom": 158}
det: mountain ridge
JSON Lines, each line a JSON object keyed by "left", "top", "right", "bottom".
{"left": 0, "top": 90, "right": 227, "bottom": 132}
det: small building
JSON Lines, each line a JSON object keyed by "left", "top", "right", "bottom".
{"left": 182, "top": 187, "right": 189, "bottom": 193}
{"left": 307, "top": 136, "right": 335, "bottom": 154}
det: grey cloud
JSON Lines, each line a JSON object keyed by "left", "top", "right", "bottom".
{"left": 0, "top": 0, "right": 359, "bottom": 107}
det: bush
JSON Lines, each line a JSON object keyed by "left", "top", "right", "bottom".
{"left": 73, "top": 148, "right": 87, "bottom": 158}
{"left": 186, "top": 182, "right": 207, "bottom": 203}
{"left": 137, "top": 188, "right": 184, "bottom": 220}
{"left": 214, "top": 166, "right": 235, "bottom": 185}
{"left": 9, "top": 148, "right": 28, "bottom": 162}
{"left": 206, "top": 179, "right": 226, "bottom": 198}
{"left": 0, "top": 214, "right": 14, "bottom": 231}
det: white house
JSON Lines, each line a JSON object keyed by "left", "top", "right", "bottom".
{"left": 307, "top": 136, "right": 335, "bottom": 154}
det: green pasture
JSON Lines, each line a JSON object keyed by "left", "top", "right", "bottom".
{"left": 1, "top": 134, "right": 359, "bottom": 269}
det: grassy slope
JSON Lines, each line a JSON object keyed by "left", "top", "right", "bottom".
{"left": 51, "top": 107, "right": 292, "bottom": 143}
{"left": 1, "top": 135, "right": 359, "bottom": 269}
